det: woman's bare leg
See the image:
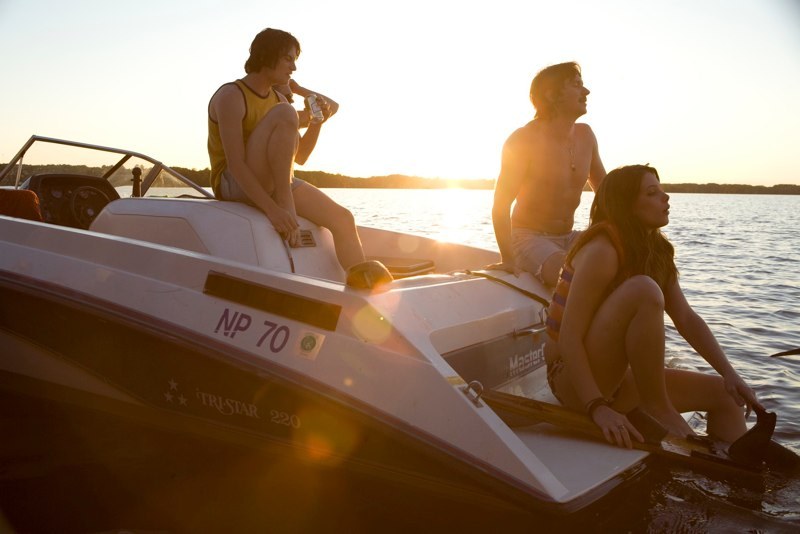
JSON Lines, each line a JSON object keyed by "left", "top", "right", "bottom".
{"left": 666, "top": 369, "right": 746, "bottom": 442}
{"left": 606, "top": 369, "right": 747, "bottom": 442}
{"left": 582, "top": 275, "right": 694, "bottom": 437}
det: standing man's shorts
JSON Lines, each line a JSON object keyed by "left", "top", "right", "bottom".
{"left": 218, "top": 168, "right": 306, "bottom": 203}
{"left": 512, "top": 227, "right": 581, "bottom": 283}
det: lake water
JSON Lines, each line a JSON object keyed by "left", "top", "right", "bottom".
{"left": 323, "top": 188, "right": 800, "bottom": 531}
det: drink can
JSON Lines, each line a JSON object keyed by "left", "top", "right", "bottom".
{"left": 305, "top": 94, "right": 324, "bottom": 124}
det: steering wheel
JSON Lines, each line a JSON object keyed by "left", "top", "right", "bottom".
{"left": 70, "top": 185, "right": 111, "bottom": 229}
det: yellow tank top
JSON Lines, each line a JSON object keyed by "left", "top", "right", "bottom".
{"left": 207, "top": 80, "right": 281, "bottom": 197}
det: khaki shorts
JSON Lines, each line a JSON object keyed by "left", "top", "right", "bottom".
{"left": 512, "top": 227, "right": 581, "bottom": 282}
{"left": 218, "top": 168, "right": 306, "bottom": 204}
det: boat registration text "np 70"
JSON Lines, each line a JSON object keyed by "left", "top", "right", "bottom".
{"left": 212, "top": 307, "right": 325, "bottom": 360}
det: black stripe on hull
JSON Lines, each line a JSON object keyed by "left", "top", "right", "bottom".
{"left": 204, "top": 270, "right": 341, "bottom": 331}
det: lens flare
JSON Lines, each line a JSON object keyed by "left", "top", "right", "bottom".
{"left": 294, "top": 409, "right": 361, "bottom": 467}
{"left": 351, "top": 305, "right": 392, "bottom": 344}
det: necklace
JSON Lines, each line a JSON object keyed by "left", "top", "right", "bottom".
{"left": 568, "top": 135, "right": 576, "bottom": 172}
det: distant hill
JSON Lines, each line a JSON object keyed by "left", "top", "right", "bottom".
{"left": 2, "top": 162, "right": 798, "bottom": 194}
{"left": 294, "top": 172, "right": 800, "bottom": 194}
{"left": 658, "top": 183, "right": 800, "bottom": 195}
{"left": 293, "top": 170, "right": 495, "bottom": 190}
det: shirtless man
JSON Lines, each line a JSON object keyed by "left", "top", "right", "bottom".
{"left": 207, "top": 28, "right": 391, "bottom": 288}
{"left": 490, "top": 62, "right": 606, "bottom": 287}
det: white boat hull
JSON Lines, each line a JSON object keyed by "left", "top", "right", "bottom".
{"left": 0, "top": 137, "right": 650, "bottom": 516}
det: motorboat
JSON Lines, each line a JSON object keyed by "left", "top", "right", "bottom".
{"left": 0, "top": 136, "right": 652, "bottom": 517}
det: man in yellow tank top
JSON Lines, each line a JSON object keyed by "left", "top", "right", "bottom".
{"left": 207, "top": 28, "right": 391, "bottom": 288}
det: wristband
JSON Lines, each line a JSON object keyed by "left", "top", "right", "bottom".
{"left": 585, "top": 397, "right": 611, "bottom": 418}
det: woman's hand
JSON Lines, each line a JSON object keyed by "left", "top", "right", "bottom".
{"left": 592, "top": 405, "right": 644, "bottom": 449}
{"left": 723, "top": 371, "right": 764, "bottom": 417}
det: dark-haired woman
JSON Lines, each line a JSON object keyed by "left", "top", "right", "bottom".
{"left": 545, "top": 164, "right": 762, "bottom": 448}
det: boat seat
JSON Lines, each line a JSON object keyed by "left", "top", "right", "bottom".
{"left": 90, "top": 198, "right": 346, "bottom": 282}
{"left": 0, "top": 189, "right": 44, "bottom": 222}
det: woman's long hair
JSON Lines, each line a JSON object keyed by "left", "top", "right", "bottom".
{"left": 572, "top": 164, "right": 677, "bottom": 289}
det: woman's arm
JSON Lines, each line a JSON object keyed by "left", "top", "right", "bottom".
{"left": 559, "top": 238, "right": 645, "bottom": 446}
{"left": 558, "top": 237, "right": 620, "bottom": 407}
{"left": 664, "top": 278, "right": 762, "bottom": 411}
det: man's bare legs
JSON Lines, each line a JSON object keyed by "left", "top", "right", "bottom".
{"left": 237, "top": 102, "right": 387, "bottom": 284}
{"left": 245, "top": 103, "right": 300, "bottom": 230}
{"left": 540, "top": 251, "right": 567, "bottom": 287}
{"left": 292, "top": 183, "right": 365, "bottom": 270}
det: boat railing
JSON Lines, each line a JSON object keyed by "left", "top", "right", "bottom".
{"left": 0, "top": 135, "right": 214, "bottom": 199}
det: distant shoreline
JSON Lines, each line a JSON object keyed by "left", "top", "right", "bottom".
{"left": 3, "top": 163, "right": 799, "bottom": 194}
{"left": 292, "top": 171, "right": 800, "bottom": 195}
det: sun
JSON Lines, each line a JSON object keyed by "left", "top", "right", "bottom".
{"left": 431, "top": 188, "right": 494, "bottom": 246}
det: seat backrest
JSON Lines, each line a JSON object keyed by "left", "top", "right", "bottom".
{"left": 90, "top": 198, "right": 345, "bottom": 281}
{"left": 0, "top": 189, "right": 44, "bottom": 222}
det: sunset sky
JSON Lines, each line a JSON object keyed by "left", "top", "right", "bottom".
{"left": 1, "top": 0, "right": 798, "bottom": 185}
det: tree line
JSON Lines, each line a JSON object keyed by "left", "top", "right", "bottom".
{"left": 2, "top": 162, "right": 799, "bottom": 194}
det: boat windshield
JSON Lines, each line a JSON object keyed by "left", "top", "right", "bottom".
{"left": 0, "top": 136, "right": 213, "bottom": 199}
